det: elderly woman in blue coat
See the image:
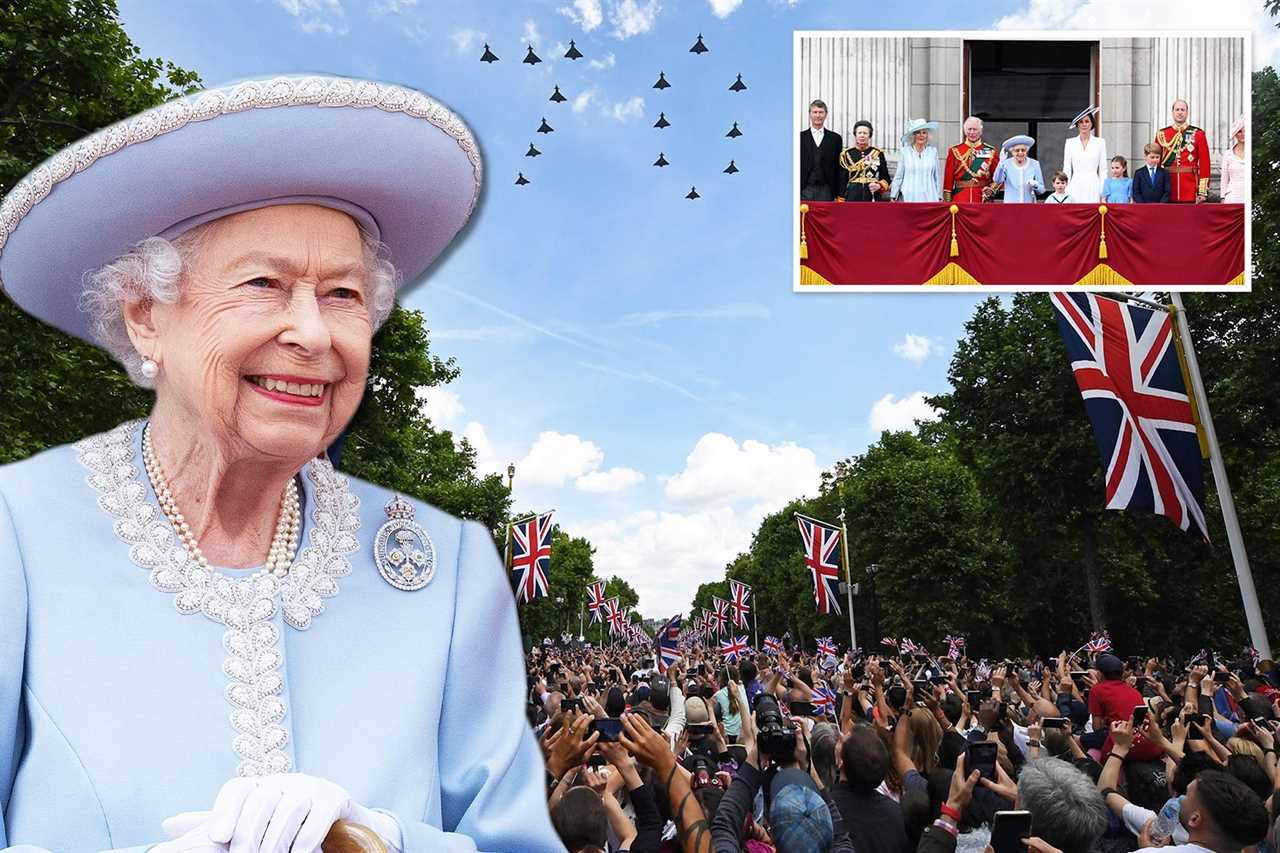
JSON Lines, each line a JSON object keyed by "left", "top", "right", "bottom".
{"left": 0, "top": 76, "right": 560, "bottom": 853}
{"left": 888, "top": 118, "right": 941, "bottom": 202}
{"left": 992, "top": 135, "right": 1044, "bottom": 203}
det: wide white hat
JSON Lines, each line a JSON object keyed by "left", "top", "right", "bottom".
{"left": 0, "top": 74, "right": 481, "bottom": 342}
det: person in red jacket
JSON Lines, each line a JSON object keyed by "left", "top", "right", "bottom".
{"left": 1089, "top": 653, "right": 1164, "bottom": 762}
{"left": 943, "top": 116, "right": 1000, "bottom": 203}
{"left": 1154, "top": 99, "right": 1211, "bottom": 203}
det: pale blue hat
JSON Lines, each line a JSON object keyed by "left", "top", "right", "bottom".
{"left": 0, "top": 74, "right": 482, "bottom": 342}
{"left": 900, "top": 118, "right": 939, "bottom": 147}
{"left": 1002, "top": 134, "right": 1035, "bottom": 153}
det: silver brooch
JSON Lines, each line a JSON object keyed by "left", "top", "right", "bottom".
{"left": 374, "top": 494, "right": 435, "bottom": 591}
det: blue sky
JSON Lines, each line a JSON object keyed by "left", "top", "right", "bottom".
{"left": 117, "top": 0, "right": 1269, "bottom": 619}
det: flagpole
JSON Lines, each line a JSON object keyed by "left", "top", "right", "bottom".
{"left": 1170, "top": 292, "right": 1270, "bottom": 658}
{"left": 752, "top": 595, "right": 759, "bottom": 651}
{"left": 838, "top": 508, "right": 857, "bottom": 651}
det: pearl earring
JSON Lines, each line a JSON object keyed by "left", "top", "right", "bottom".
{"left": 140, "top": 358, "right": 159, "bottom": 379}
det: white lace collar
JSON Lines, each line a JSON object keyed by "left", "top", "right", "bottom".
{"left": 76, "top": 418, "right": 364, "bottom": 775}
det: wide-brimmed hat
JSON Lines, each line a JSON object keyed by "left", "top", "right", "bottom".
{"left": 0, "top": 74, "right": 482, "bottom": 343}
{"left": 1230, "top": 116, "right": 1245, "bottom": 139}
{"left": 900, "top": 118, "right": 939, "bottom": 146}
{"left": 1002, "top": 134, "right": 1035, "bottom": 153}
{"left": 1069, "top": 106, "right": 1100, "bottom": 128}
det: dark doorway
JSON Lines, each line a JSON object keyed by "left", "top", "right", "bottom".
{"left": 964, "top": 40, "right": 1097, "bottom": 182}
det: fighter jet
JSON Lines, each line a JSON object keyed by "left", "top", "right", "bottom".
{"left": 729, "top": 74, "right": 747, "bottom": 92}
{"left": 480, "top": 44, "right": 499, "bottom": 63}
{"left": 565, "top": 40, "right": 584, "bottom": 60}
{"left": 726, "top": 122, "right": 743, "bottom": 138}
{"left": 686, "top": 186, "right": 700, "bottom": 199}
{"left": 523, "top": 45, "right": 542, "bottom": 65}
{"left": 653, "top": 112, "right": 670, "bottom": 129}
{"left": 537, "top": 117, "right": 554, "bottom": 133}
{"left": 515, "top": 173, "right": 530, "bottom": 185}
{"left": 550, "top": 85, "right": 567, "bottom": 103}
{"left": 653, "top": 71, "right": 670, "bottom": 90}
{"left": 690, "top": 34, "right": 709, "bottom": 54}
{"left": 724, "top": 160, "right": 739, "bottom": 174}
{"left": 654, "top": 152, "right": 669, "bottom": 167}
{"left": 526, "top": 143, "right": 542, "bottom": 157}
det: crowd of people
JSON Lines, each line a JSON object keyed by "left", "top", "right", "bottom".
{"left": 799, "top": 99, "right": 1246, "bottom": 206}
{"left": 525, "top": 641, "right": 1279, "bottom": 853}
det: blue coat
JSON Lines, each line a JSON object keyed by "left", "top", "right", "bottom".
{"left": 1133, "top": 165, "right": 1171, "bottom": 203}
{"left": 0, "top": 420, "right": 560, "bottom": 852}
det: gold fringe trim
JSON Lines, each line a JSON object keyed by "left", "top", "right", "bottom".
{"left": 1075, "top": 263, "right": 1132, "bottom": 285}
{"left": 1226, "top": 271, "right": 1245, "bottom": 285}
{"left": 799, "top": 264, "right": 832, "bottom": 285}
{"left": 924, "top": 262, "right": 980, "bottom": 285}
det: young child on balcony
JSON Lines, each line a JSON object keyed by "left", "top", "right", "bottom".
{"left": 1047, "top": 171, "right": 1072, "bottom": 203}
{"left": 1101, "top": 156, "right": 1133, "bottom": 204}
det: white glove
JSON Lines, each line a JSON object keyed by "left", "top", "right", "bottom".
{"left": 149, "top": 816, "right": 228, "bottom": 853}
{"left": 161, "top": 774, "right": 403, "bottom": 853}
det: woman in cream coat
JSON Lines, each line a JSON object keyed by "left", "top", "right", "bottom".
{"left": 1063, "top": 106, "right": 1108, "bottom": 203}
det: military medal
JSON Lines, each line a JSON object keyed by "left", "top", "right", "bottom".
{"left": 374, "top": 494, "right": 435, "bottom": 591}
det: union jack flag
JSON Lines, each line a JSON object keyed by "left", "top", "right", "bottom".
{"left": 795, "top": 513, "right": 843, "bottom": 614}
{"left": 900, "top": 637, "right": 926, "bottom": 656}
{"left": 508, "top": 511, "right": 554, "bottom": 603}
{"left": 729, "top": 579, "right": 752, "bottom": 629}
{"left": 763, "top": 636, "right": 781, "bottom": 654}
{"left": 817, "top": 637, "right": 836, "bottom": 657}
{"left": 1083, "top": 630, "right": 1113, "bottom": 654}
{"left": 881, "top": 637, "right": 899, "bottom": 652}
{"left": 586, "top": 580, "right": 606, "bottom": 623}
{"left": 945, "top": 635, "right": 966, "bottom": 660}
{"left": 711, "top": 597, "right": 731, "bottom": 635}
{"left": 1245, "top": 645, "right": 1261, "bottom": 666}
{"left": 721, "top": 634, "right": 750, "bottom": 663}
{"left": 1051, "top": 293, "right": 1208, "bottom": 539}
{"left": 604, "top": 597, "right": 625, "bottom": 636}
{"left": 812, "top": 685, "right": 837, "bottom": 715}
{"left": 655, "top": 615, "right": 682, "bottom": 673}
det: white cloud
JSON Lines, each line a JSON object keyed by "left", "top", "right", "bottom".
{"left": 868, "top": 392, "right": 940, "bottom": 433}
{"left": 572, "top": 88, "right": 598, "bottom": 113}
{"left": 416, "top": 386, "right": 463, "bottom": 425}
{"left": 461, "top": 421, "right": 501, "bottom": 476}
{"left": 609, "top": 0, "right": 660, "bottom": 39}
{"left": 993, "top": 0, "right": 1276, "bottom": 67}
{"left": 278, "top": 0, "right": 347, "bottom": 34}
{"left": 517, "top": 432, "right": 606, "bottom": 488}
{"left": 522, "top": 18, "right": 541, "bottom": 46}
{"left": 576, "top": 467, "right": 646, "bottom": 493}
{"left": 892, "top": 333, "right": 940, "bottom": 366}
{"left": 663, "top": 433, "right": 823, "bottom": 509}
{"left": 576, "top": 507, "right": 755, "bottom": 617}
{"left": 588, "top": 52, "right": 617, "bottom": 70}
{"left": 371, "top": 0, "right": 416, "bottom": 14}
{"left": 450, "top": 28, "right": 487, "bottom": 54}
{"left": 559, "top": 0, "right": 604, "bottom": 31}
{"left": 709, "top": 0, "right": 744, "bottom": 17}
{"left": 604, "top": 96, "right": 645, "bottom": 122}
{"left": 618, "top": 302, "right": 770, "bottom": 327}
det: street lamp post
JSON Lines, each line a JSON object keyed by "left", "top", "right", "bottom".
{"left": 506, "top": 462, "right": 515, "bottom": 491}
{"left": 866, "top": 563, "right": 879, "bottom": 643}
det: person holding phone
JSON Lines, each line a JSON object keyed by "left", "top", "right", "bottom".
{"left": 1090, "top": 654, "right": 1164, "bottom": 763}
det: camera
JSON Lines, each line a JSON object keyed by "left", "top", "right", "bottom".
{"left": 754, "top": 694, "right": 796, "bottom": 763}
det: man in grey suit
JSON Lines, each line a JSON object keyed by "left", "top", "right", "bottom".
{"left": 800, "top": 100, "right": 843, "bottom": 201}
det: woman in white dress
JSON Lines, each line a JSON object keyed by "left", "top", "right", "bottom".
{"left": 1220, "top": 116, "right": 1246, "bottom": 203}
{"left": 1062, "top": 106, "right": 1107, "bottom": 203}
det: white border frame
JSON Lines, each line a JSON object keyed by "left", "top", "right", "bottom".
{"left": 792, "top": 29, "right": 1252, "bottom": 292}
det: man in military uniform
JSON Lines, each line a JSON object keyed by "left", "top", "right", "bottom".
{"left": 1154, "top": 99, "right": 1210, "bottom": 203}
{"left": 837, "top": 120, "right": 890, "bottom": 202}
{"left": 943, "top": 116, "right": 1000, "bottom": 203}
{"left": 800, "top": 99, "right": 843, "bottom": 201}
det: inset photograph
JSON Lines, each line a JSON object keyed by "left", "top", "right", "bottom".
{"left": 794, "top": 32, "right": 1250, "bottom": 289}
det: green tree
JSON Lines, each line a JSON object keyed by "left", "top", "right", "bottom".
{"left": 690, "top": 579, "right": 729, "bottom": 616}
{"left": 604, "top": 576, "right": 640, "bottom": 614}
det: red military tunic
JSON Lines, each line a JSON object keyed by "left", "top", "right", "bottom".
{"left": 1154, "top": 124, "right": 1210, "bottom": 202}
{"left": 943, "top": 140, "right": 1000, "bottom": 203}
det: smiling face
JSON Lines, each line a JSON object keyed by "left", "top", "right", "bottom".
{"left": 809, "top": 105, "right": 827, "bottom": 130}
{"left": 963, "top": 118, "right": 982, "bottom": 143}
{"left": 1011, "top": 145, "right": 1028, "bottom": 163}
{"left": 1172, "top": 100, "right": 1189, "bottom": 125}
{"left": 1077, "top": 114, "right": 1093, "bottom": 134}
{"left": 913, "top": 129, "right": 929, "bottom": 147}
{"left": 145, "top": 204, "right": 373, "bottom": 463}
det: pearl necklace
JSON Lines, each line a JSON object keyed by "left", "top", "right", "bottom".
{"left": 141, "top": 423, "right": 301, "bottom": 580}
